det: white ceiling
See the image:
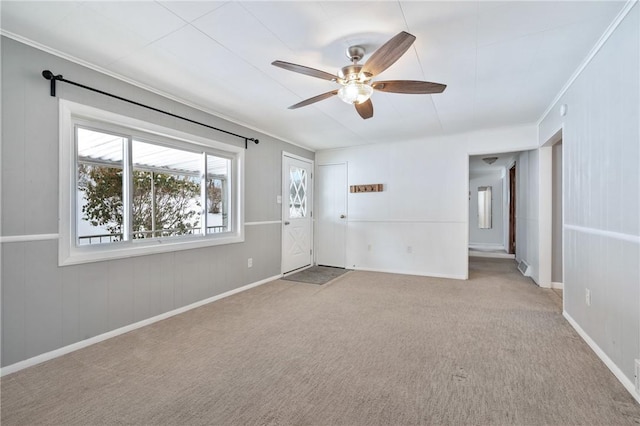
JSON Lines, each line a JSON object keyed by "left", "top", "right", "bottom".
{"left": 0, "top": 1, "right": 626, "bottom": 151}
{"left": 469, "top": 150, "right": 520, "bottom": 177}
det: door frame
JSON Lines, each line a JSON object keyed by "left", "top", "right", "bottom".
{"left": 508, "top": 163, "right": 517, "bottom": 254}
{"left": 281, "top": 151, "right": 314, "bottom": 275}
{"left": 539, "top": 127, "right": 564, "bottom": 290}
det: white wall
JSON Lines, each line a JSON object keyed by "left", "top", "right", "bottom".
{"left": 551, "top": 142, "right": 563, "bottom": 284}
{"left": 538, "top": 3, "right": 639, "bottom": 397}
{"left": 469, "top": 173, "right": 504, "bottom": 248}
{"left": 316, "top": 125, "right": 537, "bottom": 279}
{"left": 515, "top": 150, "right": 540, "bottom": 283}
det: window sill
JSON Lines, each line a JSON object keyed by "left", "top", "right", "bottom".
{"left": 59, "top": 231, "right": 244, "bottom": 266}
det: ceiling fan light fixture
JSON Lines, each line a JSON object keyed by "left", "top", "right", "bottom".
{"left": 338, "top": 81, "right": 373, "bottom": 105}
{"left": 272, "top": 32, "right": 446, "bottom": 118}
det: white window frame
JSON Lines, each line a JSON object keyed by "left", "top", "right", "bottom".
{"left": 59, "top": 100, "right": 244, "bottom": 266}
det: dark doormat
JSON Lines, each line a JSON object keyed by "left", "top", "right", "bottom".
{"left": 282, "top": 266, "right": 350, "bottom": 285}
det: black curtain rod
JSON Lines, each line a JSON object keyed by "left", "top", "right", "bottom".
{"left": 42, "top": 70, "right": 259, "bottom": 149}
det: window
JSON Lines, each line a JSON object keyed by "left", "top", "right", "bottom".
{"left": 60, "top": 100, "right": 244, "bottom": 265}
{"left": 288, "top": 165, "right": 308, "bottom": 218}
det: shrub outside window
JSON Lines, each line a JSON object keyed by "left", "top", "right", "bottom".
{"left": 59, "top": 100, "right": 244, "bottom": 265}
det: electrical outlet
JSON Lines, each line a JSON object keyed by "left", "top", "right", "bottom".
{"left": 635, "top": 359, "right": 640, "bottom": 393}
{"left": 367, "top": 244, "right": 372, "bottom": 252}
{"left": 248, "top": 258, "right": 253, "bottom": 268}
{"left": 276, "top": 195, "right": 282, "bottom": 204}
{"left": 585, "top": 289, "right": 591, "bottom": 306}
{"left": 407, "top": 246, "right": 413, "bottom": 254}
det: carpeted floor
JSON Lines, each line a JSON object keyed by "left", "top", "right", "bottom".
{"left": 282, "top": 265, "right": 350, "bottom": 284}
{"left": 2, "top": 258, "right": 639, "bottom": 425}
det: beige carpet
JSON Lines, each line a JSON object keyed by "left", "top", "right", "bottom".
{"left": 2, "top": 258, "right": 639, "bottom": 425}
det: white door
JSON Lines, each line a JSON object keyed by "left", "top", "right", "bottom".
{"left": 317, "top": 163, "right": 347, "bottom": 267}
{"left": 282, "top": 154, "right": 313, "bottom": 274}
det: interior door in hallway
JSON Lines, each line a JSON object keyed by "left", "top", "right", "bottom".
{"left": 509, "top": 164, "right": 517, "bottom": 254}
{"left": 282, "top": 154, "right": 313, "bottom": 274}
{"left": 317, "top": 163, "right": 347, "bottom": 268}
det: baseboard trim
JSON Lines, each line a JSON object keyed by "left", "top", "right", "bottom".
{"left": 353, "top": 266, "right": 467, "bottom": 280}
{"left": 468, "top": 243, "right": 505, "bottom": 250}
{"left": 563, "top": 311, "right": 640, "bottom": 404}
{"left": 551, "top": 281, "right": 564, "bottom": 290}
{"left": 469, "top": 251, "right": 515, "bottom": 259}
{"left": 0, "top": 274, "right": 282, "bottom": 377}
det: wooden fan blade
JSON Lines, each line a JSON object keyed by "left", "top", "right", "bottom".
{"left": 372, "top": 80, "right": 447, "bottom": 94}
{"left": 289, "top": 90, "right": 339, "bottom": 109}
{"left": 355, "top": 99, "right": 374, "bottom": 119}
{"left": 362, "top": 31, "right": 416, "bottom": 76}
{"left": 272, "top": 60, "right": 336, "bottom": 81}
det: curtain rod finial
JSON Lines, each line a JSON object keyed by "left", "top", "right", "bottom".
{"left": 42, "top": 70, "right": 63, "bottom": 80}
{"left": 42, "top": 70, "right": 63, "bottom": 97}
{"left": 244, "top": 138, "right": 259, "bottom": 149}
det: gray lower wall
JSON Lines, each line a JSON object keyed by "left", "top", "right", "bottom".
{"left": 1, "top": 37, "right": 313, "bottom": 367}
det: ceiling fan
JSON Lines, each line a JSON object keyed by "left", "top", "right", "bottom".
{"left": 271, "top": 31, "right": 446, "bottom": 120}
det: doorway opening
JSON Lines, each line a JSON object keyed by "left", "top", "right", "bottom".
{"left": 468, "top": 152, "right": 520, "bottom": 260}
{"left": 538, "top": 128, "right": 564, "bottom": 290}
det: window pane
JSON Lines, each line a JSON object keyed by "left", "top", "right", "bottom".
{"left": 132, "top": 141, "right": 202, "bottom": 238}
{"left": 206, "top": 154, "right": 231, "bottom": 234}
{"left": 132, "top": 170, "right": 153, "bottom": 238}
{"left": 289, "top": 166, "right": 307, "bottom": 218}
{"left": 77, "top": 128, "right": 125, "bottom": 245}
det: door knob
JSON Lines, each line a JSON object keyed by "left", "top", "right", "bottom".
{"left": 340, "top": 215, "right": 346, "bottom": 219}
{"left": 284, "top": 221, "right": 290, "bottom": 225}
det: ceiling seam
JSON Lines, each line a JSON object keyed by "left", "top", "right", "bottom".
{"left": 180, "top": 10, "right": 362, "bottom": 147}
{"left": 105, "top": 22, "right": 191, "bottom": 68}
{"left": 153, "top": 0, "right": 327, "bottom": 121}
{"left": 398, "top": 0, "right": 444, "bottom": 132}
{"left": 153, "top": 0, "right": 193, "bottom": 25}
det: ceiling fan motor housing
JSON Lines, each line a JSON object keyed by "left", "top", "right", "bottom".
{"left": 338, "top": 64, "right": 372, "bottom": 83}
{"left": 346, "top": 45, "right": 365, "bottom": 62}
